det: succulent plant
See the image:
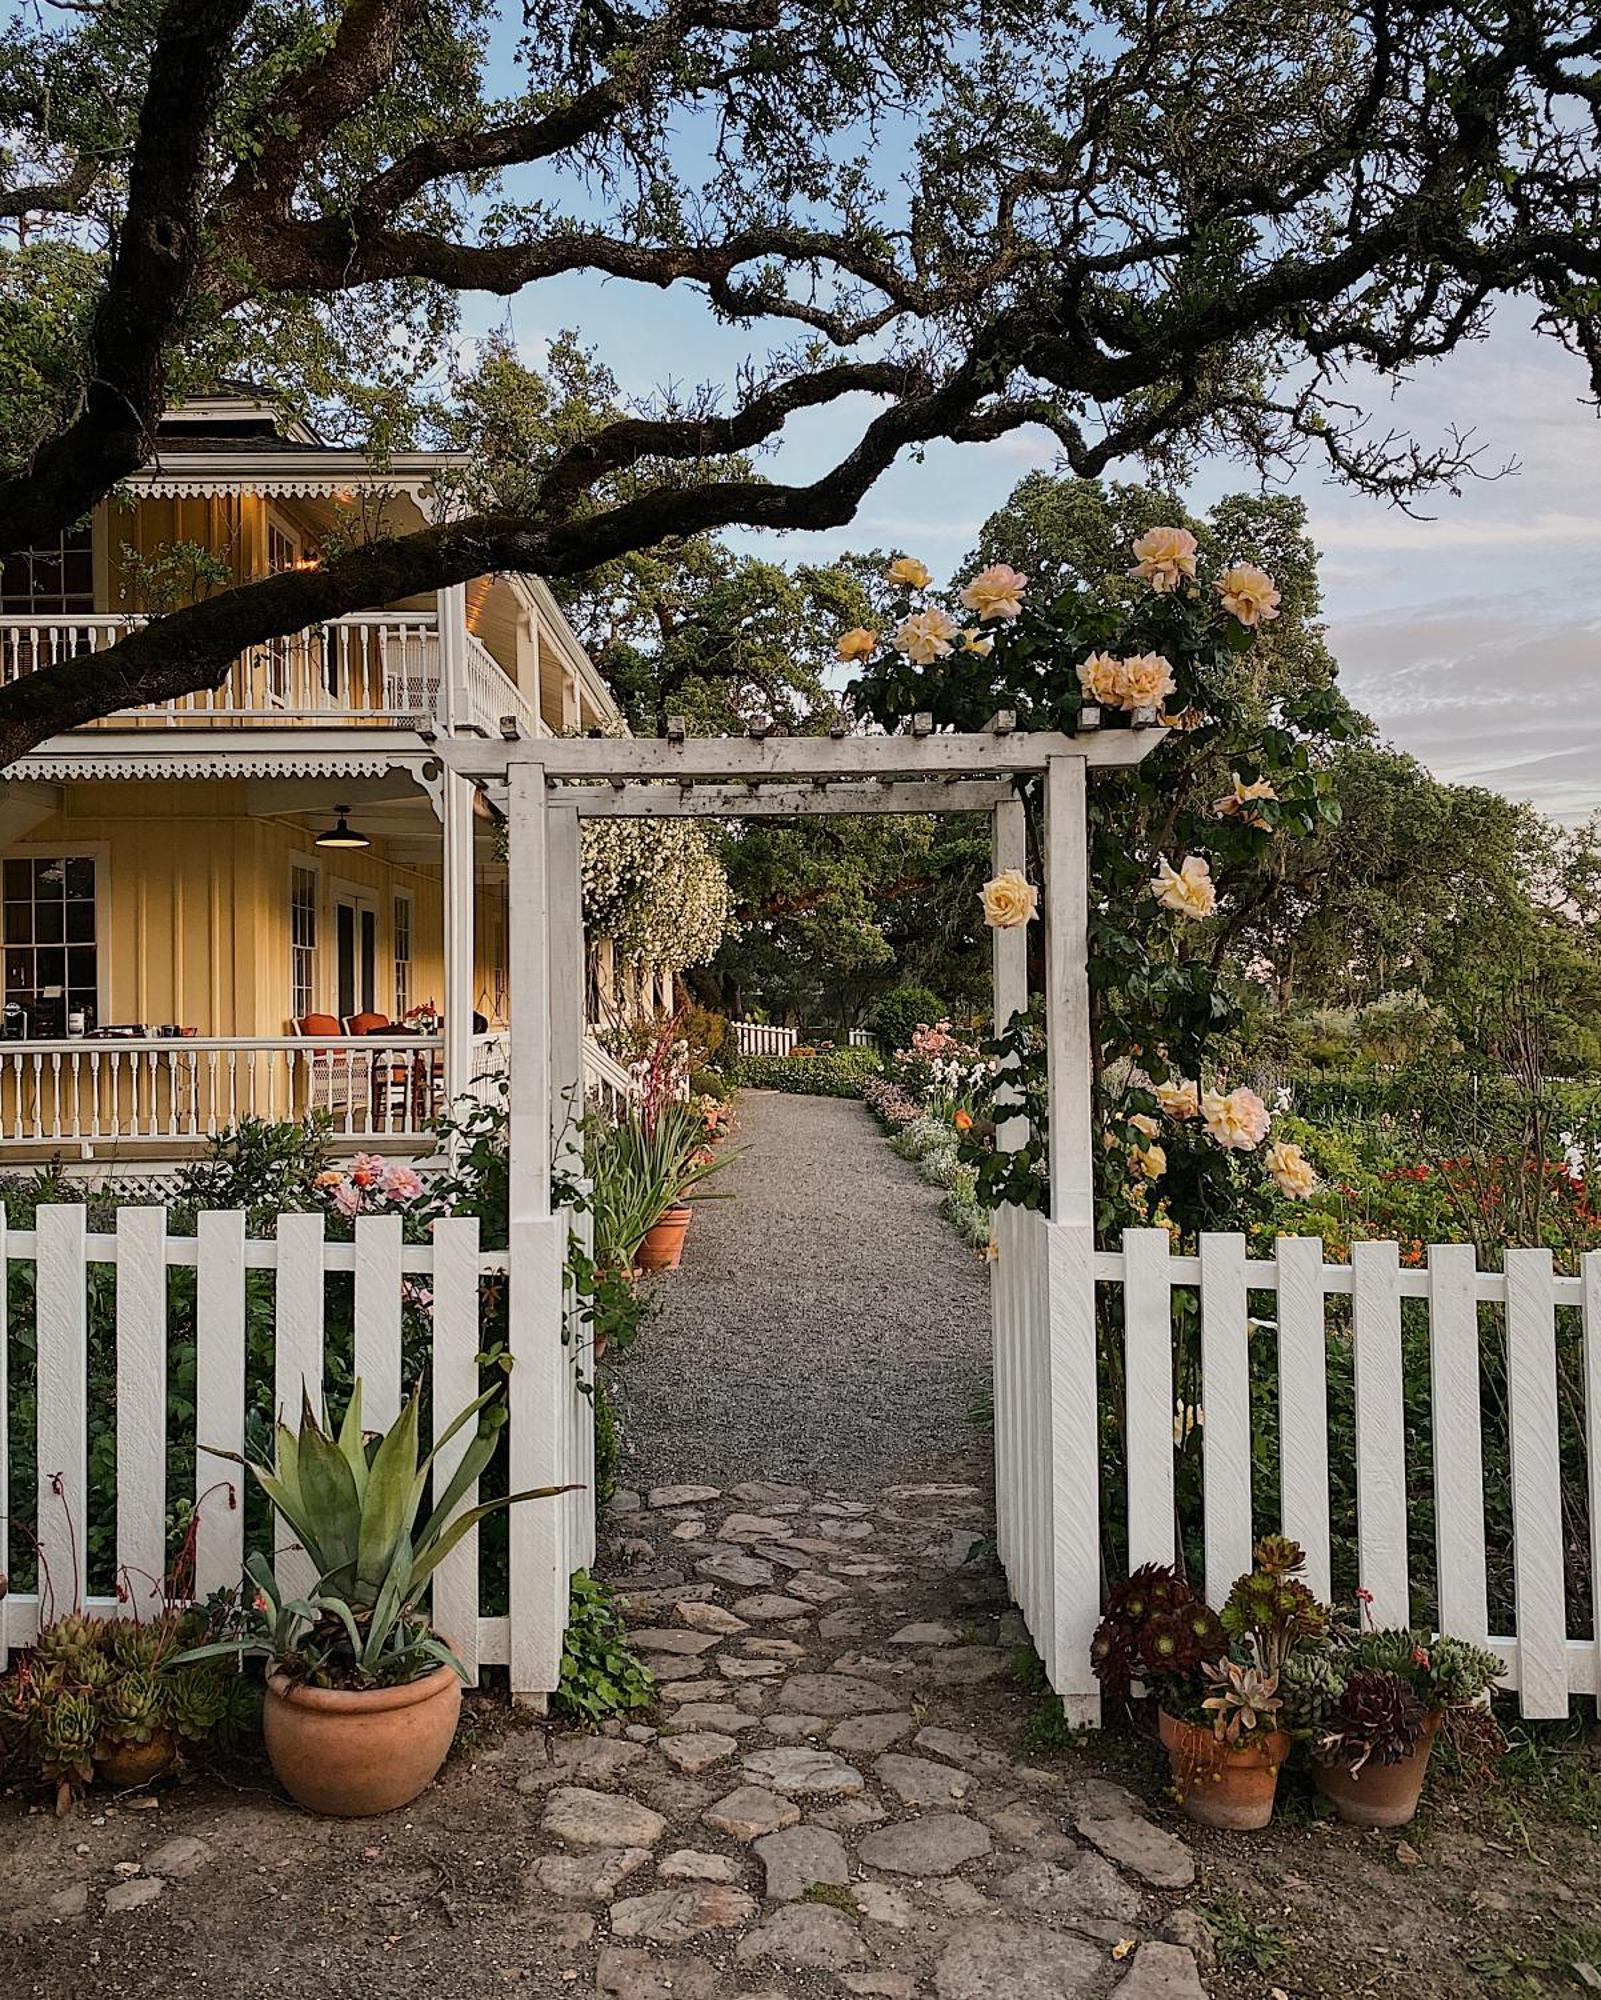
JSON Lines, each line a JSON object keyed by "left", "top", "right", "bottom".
{"left": 97, "top": 1671, "right": 169, "bottom": 1749}
{"left": 1279, "top": 1647, "right": 1347, "bottom": 1732}
{"left": 168, "top": 1668, "right": 228, "bottom": 1745}
{"left": 32, "top": 1613, "right": 104, "bottom": 1671}
{"left": 108, "top": 1620, "right": 172, "bottom": 1672}
{"left": 37, "top": 1688, "right": 99, "bottom": 1788}
{"left": 1320, "top": 1667, "right": 1427, "bottom": 1772}
{"left": 1221, "top": 1538, "right": 1328, "bottom": 1677}
{"left": 1201, "top": 1657, "right": 1282, "bottom": 1743}
{"left": 1351, "top": 1629, "right": 1504, "bottom": 1708}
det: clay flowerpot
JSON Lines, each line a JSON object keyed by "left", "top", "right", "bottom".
{"left": 1313, "top": 1709, "right": 1442, "bottom": 1828}
{"left": 636, "top": 1204, "right": 692, "bottom": 1272}
{"left": 95, "top": 1729, "right": 178, "bottom": 1789}
{"left": 263, "top": 1659, "right": 462, "bottom": 1817}
{"left": 1159, "top": 1710, "right": 1291, "bottom": 1830}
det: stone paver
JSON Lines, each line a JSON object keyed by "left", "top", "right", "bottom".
{"left": 702, "top": 1786, "right": 801, "bottom": 1841}
{"left": 874, "top": 1751, "right": 976, "bottom": 1807}
{"left": 735, "top": 1901, "right": 869, "bottom": 1971}
{"left": 541, "top": 1787, "right": 667, "bottom": 1850}
{"left": 934, "top": 1918, "right": 1104, "bottom": 1998}
{"left": 856, "top": 1813, "right": 993, "bottom": 1876}
{"left": 751, "top": 1823, "right": 850, "bottom": 1900}
{"left": 740, "top": 1747, "right": 865, "bottom": 1796}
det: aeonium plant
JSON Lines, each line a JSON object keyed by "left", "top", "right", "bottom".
{"left": 843, "top": 530, "right": 1351, "bottom": 1247}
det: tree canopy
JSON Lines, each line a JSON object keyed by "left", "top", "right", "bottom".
{"left": 2, "top": 0, "right": 1601, "bottom": 760}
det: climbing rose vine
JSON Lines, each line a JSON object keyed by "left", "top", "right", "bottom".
{"left": 844, "top": 538, "right": 1343, "bottom": 1242}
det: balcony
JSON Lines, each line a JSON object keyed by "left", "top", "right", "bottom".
{"left": 0, "top": 613, "right": 542, "bottom": 739}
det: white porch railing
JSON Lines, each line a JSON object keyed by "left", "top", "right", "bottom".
{"left": 733, "top": 1020, "right": 796, "bottom": 1057}
{"left": 582, "top": 1036, "right": 641, "bottom": 1119}
{"left": 995, "top": 1216, "right": 1601, "bottom": 1724}
{"left": 0, "top": 1036, "right": 445, "bottom": 1149}
{"left": 0, "top": 612, "right": 535, "bottom": 734}
{"left": 0, "top": 1203, "right": 592, "bottom": 1696}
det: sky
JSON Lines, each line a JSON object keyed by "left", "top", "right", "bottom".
{"left": 468, "top": 18, "right": 1601, "bottom": 826}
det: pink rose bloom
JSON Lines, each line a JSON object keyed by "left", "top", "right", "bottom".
{"left": 332, "top": 1181, "right": 363, "bottom": 1218}
{"left": 384, "top": 1163, "right": 425, "bottom": 1200}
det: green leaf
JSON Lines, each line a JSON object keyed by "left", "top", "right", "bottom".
{"left": 355, "top": 1389, "right": 423, "bottom": 1599}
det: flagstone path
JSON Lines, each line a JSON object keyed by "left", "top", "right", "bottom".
{"left": 0, "top": 1088, "right": 1210, "bottom": 1997}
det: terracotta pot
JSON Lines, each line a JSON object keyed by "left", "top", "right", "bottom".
{"left": 263, "top": 1659, "right": 462, "bottom": 1817}
{"left": 636, "top": 1204, "right": 692, "bottom": 1271}
{"left": 95, "top": 1729, "right": 178, "bottom": 1789}
{"left": 1159, "top": 1709, "right": 1291, "bottom": 1830}
{"left": 1313, "top": 1709, "right": 1442, "bottom": 1827}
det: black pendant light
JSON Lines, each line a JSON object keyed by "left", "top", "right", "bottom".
{"left": 315, "top": 803, "right": 370, "bottom": 850}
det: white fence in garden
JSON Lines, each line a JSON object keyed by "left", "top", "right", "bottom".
{"left": 994, "top": 1216, "right": 1599, "bottom": 1724}
{"left": 732, "top": 1021, "right": 796, "bottom": 1057}
{"left": 847, "top": 1029, "right": 879, "bottom": 1052}
{"left": 0, "top": 1204, "right": 593, "bottom": 1694}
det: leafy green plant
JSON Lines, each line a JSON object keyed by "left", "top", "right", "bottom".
{"left": 554, "top": 1572, "right": 656, "bottom": 1725}
{"left": 586, "top": 1102, "right": 734, "bottom": 1267}
{"left": 180, "top": 1379, "right": 572, "bottom": 1688}
{"left": 729, "top": 1048, "right": 881, "bottom": 1095}
{"left": 174, "top": 1115, "right": 334, "bottom": 1222}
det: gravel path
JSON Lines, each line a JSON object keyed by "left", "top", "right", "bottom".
{"left": 617, "top": 1089, "right": 992, "bottom": 1494}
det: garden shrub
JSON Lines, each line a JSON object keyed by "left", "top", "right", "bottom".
{"left": 555, "top": 1571, "right": 656, "bottom": 1725}
{"left": 688, "top": 1064, "right": 731, "bottom": 1102}
{"left": 871, "top": 984, "right": 946, "bottom": 1058}
{"left": 894, "top": 1114, "right": 956, "bottom": 1161}
{"left": 730, "top": 1047, "right": 881, "bottom": 1095}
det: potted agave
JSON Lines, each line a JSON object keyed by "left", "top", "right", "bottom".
{"left": 180, "top": 1379, "right": 569, "bottom": 1817}
{"left": 1091, "top": 1537, "right": 1325, "bottom": 1830}
{"left": 1283, "top": 1626, "right": 1505, "bottom": 1827}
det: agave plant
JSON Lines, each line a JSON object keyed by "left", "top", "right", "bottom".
{"left": 181, "top": 1379, "right": 571, "bottom": 1687}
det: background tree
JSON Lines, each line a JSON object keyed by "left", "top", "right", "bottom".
{"left": 2, "top": 0, "right": 1600, "bottom": 758}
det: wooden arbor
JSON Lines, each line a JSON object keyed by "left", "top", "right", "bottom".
{"left": 440, "top": 720, "right": 1165, "bottom": 1714}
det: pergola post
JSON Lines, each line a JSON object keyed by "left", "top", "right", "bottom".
{"left": 547, "top": 800, "right": 585, "bottom": 1178}
{"left": 442, "top": 766, "right": 476, "bottom": 1107}
{"left": 989, "top": 794, "right": 1029, "bottom": 1589}
{"left": 505, "top": 758, "right": 567, "bottom": 1701}
{"left": 1043, "top": 753, "right": 1102, "bottom": 1723}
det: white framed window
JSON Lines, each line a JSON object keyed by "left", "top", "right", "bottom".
{"left": 290, "top": 861, "right": 318, "bottom": 1022}
{"left": 266, "top": 516, "right": 302, "bottom": 705}
{"left": 1, "top": 524, "right": 95, "bottom": 617}
{"left": 393, "top": 892, "right": 413, "bottom": 1018}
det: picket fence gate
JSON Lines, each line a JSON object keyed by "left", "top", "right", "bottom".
{"left": 0, "top": 1204, "right": 594, "bottom": 1691}
{"left": 732, "top": 1021, "right": 797, "bottom": 1057}
{"left": 993, "top": 1216, "right": 1600, "bottom": 1724}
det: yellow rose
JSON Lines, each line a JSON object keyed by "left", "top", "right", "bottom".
{"left": 959, "top": 562, "right": 1028, "bottom": 622}
{"left": 1128, "top": 525, "right": 1199, "bottom": 593}
{"left": 1158, "top": 706, "right": 1207, "bottom": 731}
{"left": 886, "top": 555, "right": 932, "bottom": 589}
{"left": 1265, "top": 1139, "right": 1318, "bottom": 1198}
{"left": 1216, "top": 772, "right": 1277, "bottom": 825}
{"left": 1131, "top": 1140, "right": 1167, "bottom": 1180}
{"left": 891, "top": 607, "right": 958, "bottom": 664}
{"left": 1216, "top": 562, "right": 1281, "bottom": 627}
{"left": 1118, "top": 652, "right": 1177, "bottom": 711}
{"left": 1150, "top": 854, "right": 1216, "bottom": 919}
{"left": 1076, "top": 651, "right": 1125, "bottom": 706}
{"left": 1155, "top": 1080, "right": 1200, "bottom": 1120}
{"left": 1129, "top": 1112, "right": 1159, "bottom": 1138}
{"left": 837, "top": 626, "right": 878, "bottom": 662}
{"left": 1201, "top": 1085, "right": 1271, "bottom": 1152}
{"left": 960, "top": 627, "right": 995, "bottom": 655}
{"left": 980, "top": 867, "right": 1039, "bottom": 929}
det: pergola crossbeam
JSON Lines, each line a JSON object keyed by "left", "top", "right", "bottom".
{"left": 553, "top": 778, "right": 1020, "bottom": 818}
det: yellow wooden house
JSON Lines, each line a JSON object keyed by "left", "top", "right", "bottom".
{"left": 0, "top": 390, "right": 643, "bottom": 1166}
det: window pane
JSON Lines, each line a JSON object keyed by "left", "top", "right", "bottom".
{"left": 4, "top": 860, "right": 29, "bottom": 901}
{"left": 64, "top": 858, "right": 94, "bottom": 900}
{"left": 34, "top": 901, "right": 62, "bottom": 944}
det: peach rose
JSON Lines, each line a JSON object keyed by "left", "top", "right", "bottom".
{"left": 1202, "top": 1085, "right": 1271, "bottom": 1151}
{"left": 1076, "top": 651, "right": 1124, "bottom": 706}
{"left": 959, "top": 562, "right": 1028, "bottom": 622}
{"left": 980, "top": 868, "right": 1039, "bottom": 929}
{"left": 1130, "top": 1112, "right": 1160, "bottom": 1138}
{"left": 1216, "top": 773, "right": 1277, "bottom": 825}
{"left": 886, "top": 555, "right": 932, "bottom": 589}
{"left": 1158, "top": 706, "right": 1207, "bottom": 732}
{"left": 1216, "top": 562, "right": 1281, "bottom": 627}
{"left": 960, "top": 627, "right": 995, "bottom": 655}
{"left": 891, "top": 607, "right": 958, "bottom": 664}
{"left": 1155, "top": 1080, "right": 1200, "bottom": 1120}
{"left": 1266, "top": 1139, "right": 1318, "bottom": 1198}
{"left": 1132, "top": 1140, "right": 1167, "bottom": 1180}
{"left": 1118, "top": 652, "right": 1177, "bottom": 711}
{"left": 1150, "top": 854, "right": 1217, "bottom": 919}
{"left": 837, "top": 626, "right": 878, "bottom": 662}
{"left": 1129, "top": 525, "right": 1199, "bottom": 592}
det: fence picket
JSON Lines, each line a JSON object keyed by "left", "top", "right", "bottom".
{"left": 354, "top": 1213, "right": 404, "bottom": 1428}
{"left": 1586, "top": 1252, "right": 1601, "bottom": 1707}
{"left": 1351, "top": 1238, "right": 1409, "bottom": 1625}
{"left": 35, "top": 1206, "right": 87, "bottom": 1627}
{"left": 430, "top": 1216, "right": 481, "bottom": 1682}
{"left": 194, "top": 1209, "right": 246, "bottom": 1596}
{"left": 274, "top": 1212, "right": 326, "bottom": 1599}
{"left": 1428, "top": 1241, "right": 1488, "bottom": 1649}
{"left": 1199, "top": 1233, "right": 1254, "bottom": 1593}
{"left": 1275, "top": 1234, "right": 1331, "bottom": 1601}
{"left": 1504, "top": 1248, "right": 1569, "bottom": 1716}
{"left": 115, "top": 1206, "right": 168, "bottom": 1613}
{"left": 1123, "top": 1228, "right": 1175, "bottom": 1569}
{"left": 1046, "top": 1220, "right": 1100, "bottom": 1723}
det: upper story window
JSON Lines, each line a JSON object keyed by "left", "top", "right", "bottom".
{"left": 1, "top": 525, "right": 94, "bottom": 618}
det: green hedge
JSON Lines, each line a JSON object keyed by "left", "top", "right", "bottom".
{"left": 1284, "top": 1068, "right": 1601, "bottom": 1138}
{"left": 729, "top": 1047, "right": 883, "bottom": 1096}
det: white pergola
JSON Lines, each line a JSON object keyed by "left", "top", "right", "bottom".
{"left": 438, "top": 719, "right": 1165, "bottom": 1715}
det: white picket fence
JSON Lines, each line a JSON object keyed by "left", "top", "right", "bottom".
{"left": 994, "top": 1217, "right": 1598, "bottom": 1723}
{"left": 733, "top": 1021, "right": 797, "bottom": 1057}
{"left": 0, "top": 1204, "right": 593, "bottom": 1690}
